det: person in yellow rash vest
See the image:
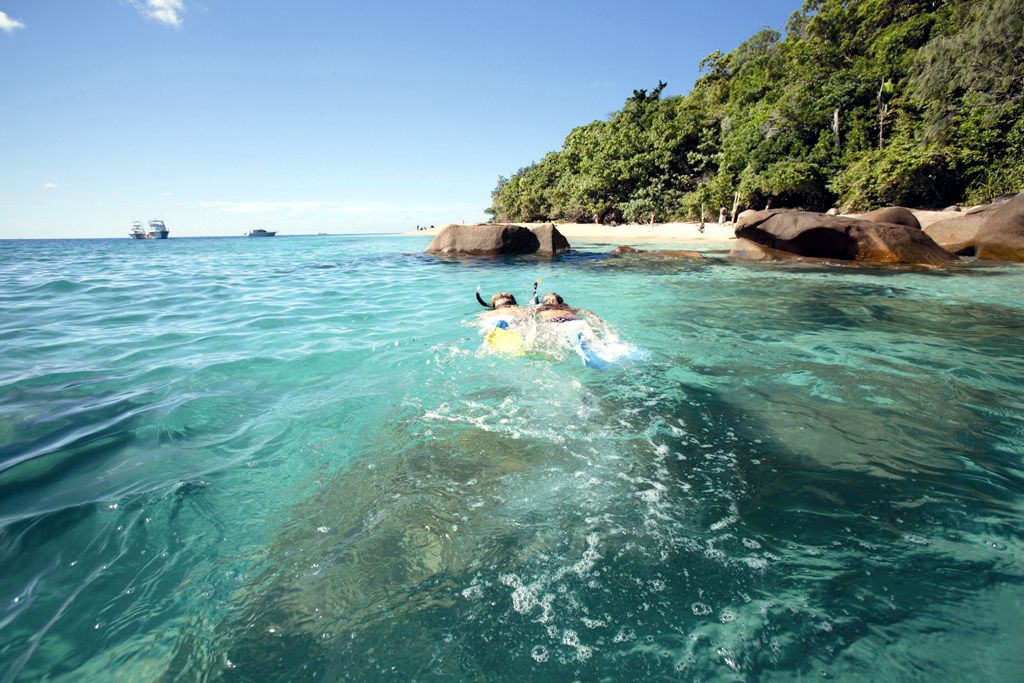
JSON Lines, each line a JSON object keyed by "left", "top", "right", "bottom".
{"left": 477, "top": 291, "right": 531, "bottom": 354}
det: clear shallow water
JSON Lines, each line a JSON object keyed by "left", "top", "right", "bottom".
{"left": 0, "top": 235, "right": 1022, "bottom": 681}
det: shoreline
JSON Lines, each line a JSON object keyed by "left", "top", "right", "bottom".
{"left": 399, "top": 209, "right": 960, "bottom": 246}
{"left": 401, "top": 221, "right": 735, "bottom": 245}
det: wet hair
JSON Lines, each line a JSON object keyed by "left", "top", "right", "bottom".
{"left": 491, "top": 292, "right": 517, "bottom": 309}
{"left": 541, "top": 293, "right": 564, "bottom": 306}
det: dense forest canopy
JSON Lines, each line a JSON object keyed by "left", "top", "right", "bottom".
{"left": 489, "top": 0, "right": 1024, "bottom": 223}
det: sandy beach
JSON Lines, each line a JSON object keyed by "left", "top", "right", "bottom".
{"left": 401, "top": 209, "right": 960, "bottom": 245}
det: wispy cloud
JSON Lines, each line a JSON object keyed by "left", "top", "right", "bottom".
{"left": 0, "top": 10, "right": 25, "bottom": 33}
{"left": 42, "top": 182, "right": 58, "bottom": 189}
{"left": 131, "top": 0, "right": 186, "bottom": 28}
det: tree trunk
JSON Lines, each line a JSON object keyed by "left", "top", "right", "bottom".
{"left": 731, "top": 191, "right": 740, "bottom": 224}
{"left": 833, "top": 107, "right": 841, "bottom": 157}
{"left": 878, "top": 104, "right": 887, "bottom": 150}
{"left": 877, "top": 79, "right": 888, "bottom": 150}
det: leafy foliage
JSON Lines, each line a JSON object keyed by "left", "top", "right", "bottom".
{"left": 490, "top": 0, "right": 1024, "bottom": 222}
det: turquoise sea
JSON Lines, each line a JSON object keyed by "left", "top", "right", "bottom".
{"left": 0, "top": 235, "right": 1022, "bottom": 681}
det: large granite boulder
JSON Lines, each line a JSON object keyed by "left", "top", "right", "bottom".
{"left": 861, "top": 206, "right": 921, "bottom": 229}
{"left": 733, "top": 210, "right": 952, "bottom": 264}
{"left": 924, "top": 193, "right": 1024, "bottom": 260}
{"left": 426, "top": 223, "right": 570, "bottom": 256}
{"left": 527, "top": 223, "right": 572, "bottom": 254}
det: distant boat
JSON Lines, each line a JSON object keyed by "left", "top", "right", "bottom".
{"left": 317, "top": 232, "right": 328, "bottom": 236}
{"left": 246, "top": 229, "right": 277, "bottom": 237}
{"left": 147, "top": 220, "right": 170, "bottom": 239}
{"left": 129, "top": 221, "right": 147, "bottom": 239}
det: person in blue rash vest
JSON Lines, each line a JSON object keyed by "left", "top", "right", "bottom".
{"left": 535, "top": 293, "right": 603, "bottom": 326}
{"left": 533, "top": 292, "right": 614, "bottom": 368}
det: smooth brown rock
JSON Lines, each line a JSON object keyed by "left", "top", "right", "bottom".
{"left": 862, "top": 206, "right": 921, "bottom": 229}
{"left": 729, "top": 237, "right": 806, "bottom": 261}
{"left": 736, "top": 209, "right": 761, "bottom": 224}
{"left": 426, "top": 223, "right": 570, "bottom": 256}
{"left": 613, "top": 245, "right": 706, "bottom": 260}
{"left": 734, "top": 210, "right": 952, "bottom": 264}
{"left": 729, "top": 237, "right": 945, "bottom": 270}
{"left": 922, "top": 210, "right": 991, "bottom": 255}
{"left": 528, "top": 223, "right": 572, "bottom": 254}
{"left": 924, "top": 193, "right": 1024, "bottom": 259}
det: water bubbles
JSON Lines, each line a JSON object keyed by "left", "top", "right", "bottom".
{"left": 530, "top": 645, "right": 549, "bottom": 663}
{"left": 317, "top": 526, "right": 330, "bottom": 534}
{"left": 612, "top": 627, "right": 636, "bottom": 643}
{"left": 719, "top": 609, "right": 737, "bottom": 623}
{"left": 692, "top": 602, "right": 712, "bottom": 616}
{"left": 744, "top": 556, "right": 769, "bottom": 570}
{"left": 902, "top": 533, "right": 930, "bottom": 546}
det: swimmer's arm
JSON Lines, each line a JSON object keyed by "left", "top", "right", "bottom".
{"left": 578, "top": 309, "right": 603, "bottom": 324}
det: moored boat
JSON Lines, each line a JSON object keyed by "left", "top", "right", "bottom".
{"left": 246, "top": 229, "right": 277, "bottom": 237}
{"left": 147, "top": 220, "right": 170, "bottom": 239}
{"left": 129, "top": 221, "right": 147, "bottom": 239}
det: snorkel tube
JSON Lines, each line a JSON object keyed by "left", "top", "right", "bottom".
{"left": 476, "top": 285, "right": 491, "bottom": 309}
{"left": 530, "top": 278, "right": 542, "bottom": 307}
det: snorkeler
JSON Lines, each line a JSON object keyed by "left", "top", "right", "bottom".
{"left": 476, "top": 289, "right": 534, "bottom": 353}
{"left": 533, "top": 292, "right": 615, "bottom": 368}
{"left": 535, "top": 292, "right": 603, "bottom": 325}
{"left": 476, "top": 289, "right": 526, "bottom": 321}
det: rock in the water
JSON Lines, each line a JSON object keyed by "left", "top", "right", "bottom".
{"left": 425, "top": 223, "right": 570, "bottom": 256}
{"left": 527, "top": 223, "right": 572, "bottom": 254}
{"left": 613, "top": 245, "right": 705, "bottom": 260}
{"left": 734, "top": 210, "right": 952, "bottom": 264}
{"left": 922, "top": 210, "right": 990, "bottom": 255}
{"left": 924, "top": 193, "right": 1024, "bottom": 260}
{"left": 729, "top": 237, "right": 806, "bottom": 261}
{"left": 862, "top": 206, "right": 921, "bottom": 229}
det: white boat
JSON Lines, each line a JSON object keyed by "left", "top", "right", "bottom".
{"left": 246, "top": 229, "right": 277, "bottom": 237}
{"left": 129, "top": 221, "right": 147, "bottom": 239}
{"left": 147, "top": 220, "right": 170, "bottom": 239}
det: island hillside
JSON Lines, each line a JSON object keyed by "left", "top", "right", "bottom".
{"left": 487, "top": 0, "right": 1023, "bottom": 225}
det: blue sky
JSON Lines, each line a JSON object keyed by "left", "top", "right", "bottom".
{"left": 0, "top": 1, "right": 798, "bottom": 238}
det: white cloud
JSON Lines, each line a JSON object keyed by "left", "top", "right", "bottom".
{"left": 42, "top": 182, "right": 58, "bottom": 189}
{"left": 0, "top": 10, "right": 26, "bottom": 33}
{"left": 131, "top": 0, "right": 186, "bottom": 28}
